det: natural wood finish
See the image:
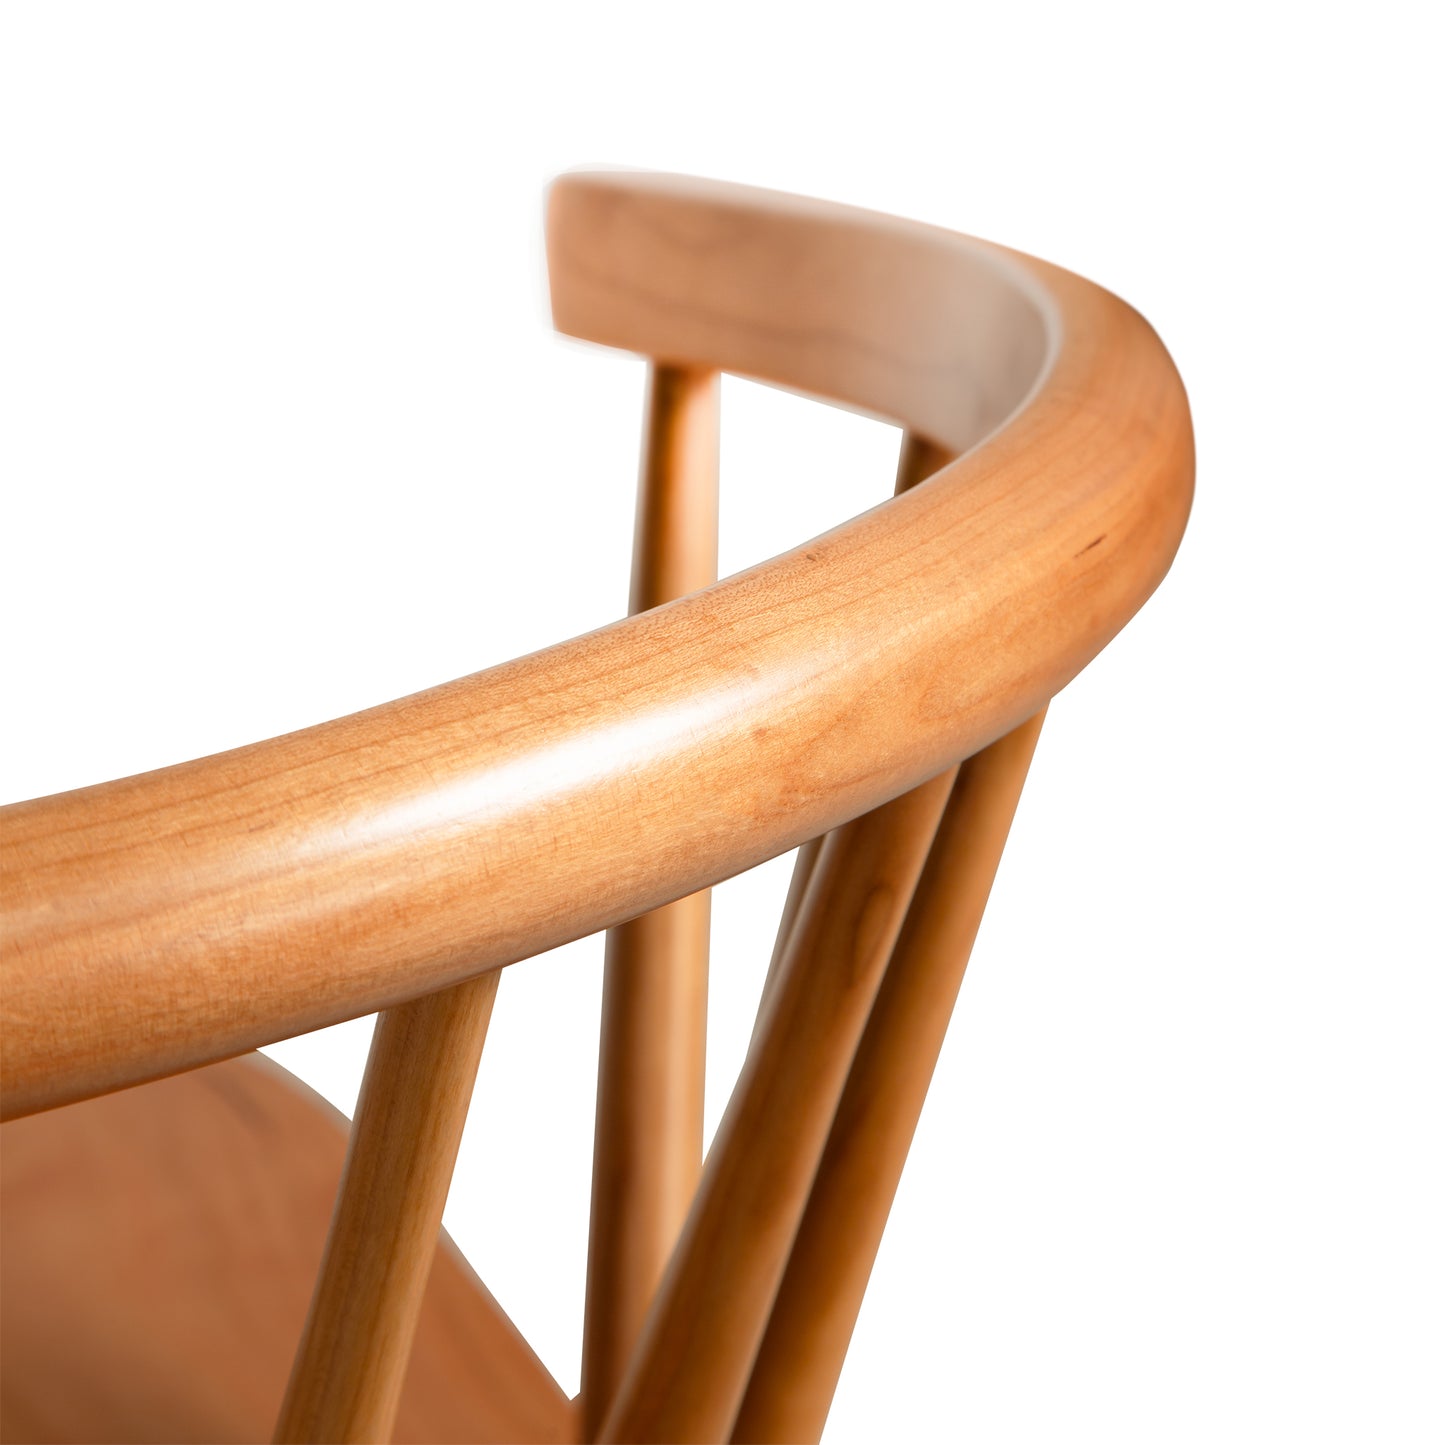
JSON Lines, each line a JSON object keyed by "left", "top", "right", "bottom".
{"left": 1, "top": 173, "right": 1192, "bottom": 1445}
{"left": 581, "top": 364, "right": 719, "bottom": 1437}
{"left": 731, "top": 710, "right": 1047, "bottom": 1443}
{"left": 749, "top": 433, "right": 953, "bottom": 1048}
{"left": 626, "top": 364, "right": 721, "bottom": 615}
{"left": 274, "top": 973, "right": 499, "bottom": 1444}
{"left": 549, "top": 173, "right": 1050, "bottom": 457}
{"left": 891, "top": 432, "right": 954, "bottom": 496}
{"left": 1, "top": 173, "right": 1192, "bottom": 1121}
{"left": 0, "top": 1052, "right": 572, "bottom": 1445}
{"left": 597, "top": 767, "right": 957, "bottom": 1444}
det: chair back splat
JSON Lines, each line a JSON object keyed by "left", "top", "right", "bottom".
{"left": 0, "top": 171, "right": 1193, "bottom": 1445}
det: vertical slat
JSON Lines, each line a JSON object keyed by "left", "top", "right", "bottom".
{"left": 730, "top": 710, "right": 1047, "bottom": 1444}
{"left": 892, "top": 432, "right": 952, "bottom": 495}
{"left": 625, "top": 364, "right": 722, "bottom": 615}
{"left": 593, "top": 427, "right": 955, "bottom": 1443}
{"left": 580, "top": 363, "right": 720, "bottom": 1438}
{"left": 596, "top": 768, "right": 957, "bottom": 1445}
{"left": 274, "top": 971, "right": 500, "bottom": 1444}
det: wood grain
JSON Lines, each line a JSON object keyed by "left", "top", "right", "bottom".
{"left": 0, "top": 171, "right": 1193, "bottom": 1445}
{"left": 731, "top": 710, "right": 1046, "bottom": 1443}
{"left": 748, "top": 434, "right": 953, "bottom": 1049}
{"left": 1, "top": 174, "right": 1193, "bottom": 1149}
{"left": 581, "top": 363, "right": 719, "bottom": 1437}
{"left": 0, "top": 1053, "right": 571, "bottom": 1445}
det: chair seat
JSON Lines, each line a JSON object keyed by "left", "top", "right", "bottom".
{"left": 0, "top": 1054, "right": 573, "bottom": 1445}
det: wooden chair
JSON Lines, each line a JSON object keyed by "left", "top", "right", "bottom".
{"left": 0, "top": 171, "right": 1193, "bottom": 1444}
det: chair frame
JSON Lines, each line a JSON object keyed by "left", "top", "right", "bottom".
{"left": 0, "top": 170, "right": 1193, "bottom": 1444}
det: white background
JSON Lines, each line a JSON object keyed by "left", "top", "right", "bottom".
{"left": 2, "top": 4, "right": 1441, "bottom": 1440}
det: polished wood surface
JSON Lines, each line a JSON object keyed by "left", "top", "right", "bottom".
{"left": 0, "top": 1053, "right": 572, "bottom": 1445}
{"left": 0, "top": 170, "right": 1192, "bottom": 1445}
{"left": 274, "top": 973, "right": 501, "bottom": 1444}
{"left": 747, "top": 434, "right": 952, "bottom": 1050}
{"left": 598, "top": 768, "right": 957, "bottom": 1443}
{"left": 0, "top": 173, "right": 1192, "bottom": 1120}
{"left": 581, "top": 364, "right": 719, "bottom": 1438}
{"left": 548, "top": 173, "right": 1050, "bottom": 458}
{"left": 731, "top": 711, "right": 1047, "bottom": 1443}
{"left": 625, "top": 364, "right": 721, "bottom": 616}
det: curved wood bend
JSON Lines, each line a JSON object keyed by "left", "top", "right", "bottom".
{"left": 0, "top": 172, "right": 1192, "bottom": 1121}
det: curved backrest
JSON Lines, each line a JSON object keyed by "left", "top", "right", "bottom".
{"left": 548, "top": 171, "right": 1053, "bottom": 455}
{"left": 1, "top": 172, "right": 1193, "bottom": 1445}
{"left": 0, "top": 172, "right": 1192, "bottom": 1122}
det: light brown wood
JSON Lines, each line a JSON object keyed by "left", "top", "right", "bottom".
{"left": 0, "top": 173, "right": 1192, "bottom": 1122}
{"left": 597, "top": 767, "right": 957, "bottom": 1444}
{"left": 626, "top": 364, "right": 721, "bottom": 616}
{"left": 748, "top": 433, "right": 954, "bottom": 1048}
{"left": 0, "top": 1052, "right": 572, "bottom": 1445}
{"left": 274, "top": 973, "right": 500, "bottom": 1444}
{"left": 581, "top": 363, "right": 719, "bottom": 1437}
{"left": 549, "top": 173, "right": 1050, "bottom": 457}
{"left": 0, "top": 172, "right": 1193, "bottom": 1445}
{"left": 731, "top": 710, "right": 1047, "bottom": 1444}
{"left": 891, "top": 432, "right": 954, "bottom": 496}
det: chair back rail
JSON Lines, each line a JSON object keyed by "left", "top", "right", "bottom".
{"left": 0, "top": 171, "right": 1193, "bottom": 1121}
